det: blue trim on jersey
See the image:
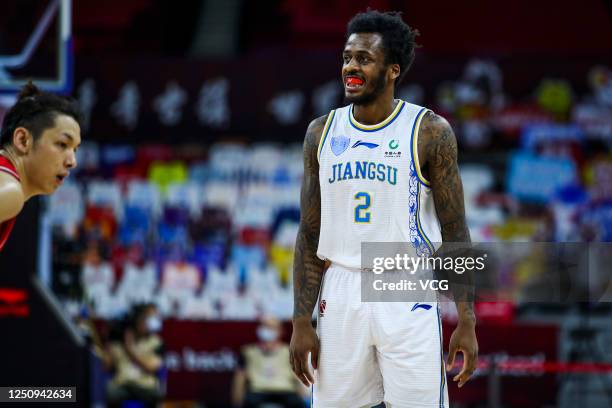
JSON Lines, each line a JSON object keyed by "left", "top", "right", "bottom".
{"left": 349, "top": 101, "right": 406, "bottom": 132}
{"left": 311, "top": 384, "right": 313, "bottom": 408}
{"left": 318, "top": 110, "right": 336, "bottom": 161}
{"left": 408, "top": 106, "right": 434, "bottom": 257}
{"left": 410, "top": 107, "right": 430, "bottom": 187}
{"left": 437, "top": 304, "right": 445, "bottom": 408}
{"left": 416, "top": 183, "right": 435, "bottom": 256}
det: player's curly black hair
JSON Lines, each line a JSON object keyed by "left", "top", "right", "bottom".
{"left": 0, "top": 81, "right": 81, "bottom": 147}
{"left": 346, "top": 10, "right": 419, "bottom": 85}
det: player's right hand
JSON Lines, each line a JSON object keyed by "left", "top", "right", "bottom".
{"left": 289, "top": 318, "right": 319, "bottom": 386}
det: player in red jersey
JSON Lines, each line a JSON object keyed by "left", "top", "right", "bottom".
{"left": 0, "top": 82, "right": 81, "bottom": 251}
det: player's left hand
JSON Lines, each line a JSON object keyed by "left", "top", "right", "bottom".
{"left": 446, "top": 321, "right": 478, "bottom": 388}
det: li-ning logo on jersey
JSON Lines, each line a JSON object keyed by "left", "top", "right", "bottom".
{"left": 330, "top": 135, "right": 350, "bottom": 156}
{"left": 352, "top": 140, "right": 379, "bottom": 149}
{"left": 319, "top": 299, "right": 327, "bottom": 316}
{"left": 411, "top": 303, "right": 432, "bottom": 312}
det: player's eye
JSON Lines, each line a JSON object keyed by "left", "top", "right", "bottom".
{"left": 57, "top": 142, "right": 68, "bottom": 149}
{"left": 342, "top": 55, "right": 351, "bottom": 64}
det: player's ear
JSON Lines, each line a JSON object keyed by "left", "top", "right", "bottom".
{"left": 12, "top": 127, "right": 33, "bottom": 154}
{"left": 389, "top": 64, "right": 400, "bottom": 81}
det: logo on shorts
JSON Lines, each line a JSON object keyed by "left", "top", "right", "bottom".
{"left": 411, "top": 302, "right": 432, "bottom": 312}
{"left": 319, "top": 299, "right": 327, "bottom": 316}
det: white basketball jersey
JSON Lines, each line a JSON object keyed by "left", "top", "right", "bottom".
{"left": 316, "top": 99, "right": 442, "bottom": 269}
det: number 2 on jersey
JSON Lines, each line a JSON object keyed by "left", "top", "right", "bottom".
{"left": 354, "top": 192, "right": 371, "bottom": 223}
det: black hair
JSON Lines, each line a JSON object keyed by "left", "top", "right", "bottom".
{"left": 106, "top": 303, "right": 158, "bottom": 342}
{"left": 0, "top": 82, "right": 82, "bottom": 147}
{"left": 128, "top": 303, "right": 156, "bottom": 327}
{"left": 346, "top": 10, "right": 419, "bottom": 84}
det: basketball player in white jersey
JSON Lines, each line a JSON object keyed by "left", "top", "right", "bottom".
{"left": 290, "top": 10, "right": 478, "bottom": 408}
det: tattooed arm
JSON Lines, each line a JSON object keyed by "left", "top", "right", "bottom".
{"left": 289, "top": 115, "right": 328, "bottom": 387}
{"left": 419, "top": 111, "right": 478, "bottom": 388}
{"left": 419, "top": 112, "right": 474, "bottom": 312}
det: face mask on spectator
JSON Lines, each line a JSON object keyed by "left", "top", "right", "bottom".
{"left": 257, "top": 326, "right": 278, "bottom": 342}
{"left": 146, "top": 315, "right": 162, "bottom": 333}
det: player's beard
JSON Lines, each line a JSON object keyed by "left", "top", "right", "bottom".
{"left": 344, "top": 67, "right": 388, "bottom": 106}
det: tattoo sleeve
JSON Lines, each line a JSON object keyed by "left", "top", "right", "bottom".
{"left": 420, "top": 112, "right": 475, "bottom": 322}
{"left": 421, "top": 112, "right": 470, "bottom": 243}
{"left": 292, "top": 117, "right": 327, "bottom": 320}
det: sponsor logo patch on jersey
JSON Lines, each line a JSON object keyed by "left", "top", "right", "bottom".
{"left": 330, "top": 135, "right": 350, "bottom": 156}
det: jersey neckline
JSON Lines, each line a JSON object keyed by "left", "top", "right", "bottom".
{"left": 349, "top": 99, "right": 405, "bottom": 133}
{"left": 0, "top": 154, "right": 20, "bottom": 181}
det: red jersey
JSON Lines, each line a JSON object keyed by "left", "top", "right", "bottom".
{"left": 0, "top": 155, "right": 21, "bottom": 251}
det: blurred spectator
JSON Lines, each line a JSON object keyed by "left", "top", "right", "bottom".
{"left": 81, "top": 241, "right": 114, "bottom": 302}
{"left": 83, "top": 205, "right": 119, "bottom": 241}
{"left": 148, "top": 160, "right": 188, "bottom": 193}
{"left": 550, "top": 184, "right": 589, "bottom": 242}
{"left": 536, "top": 78, "right": 573, "bottom": 121}
{"left": 105, "top": 303, "right": 165, "bottom": 408}
{"left": 204, "top": 264, "right": 239, "bottom": 303}
{"left": 572, "top": 66, "right": 612, "bottom": 140}
{"left": 269, "top": 244, "right": 293, "bottom": 287}
{"left": 52, "top": 226, "right": 86, "bottom": 298}
{"left": 179, "top": 292, "right": 218, "bottom": 319}
{"left": 221, "top": 282, "right": 261, "bottom": 320}
{"left": 116, "top": 244, "right": 158, "bottom": 305}
{"left": 231, "top": 318, "right": 305, "bottom": 408}
{"left": 158, "top": 249, "right": 202, "bottom": 316}
{"left": 261, "top": 281, "right": 294, "bottom": 321}
{"left": 160, "top": 254, "right": 202, "bottom": 295}
{"left": 48, "top": 182, "right": 85, "bottom": 238}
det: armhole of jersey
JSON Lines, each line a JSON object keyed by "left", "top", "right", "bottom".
{"left": 0, "top": 154, "right": 20, "bottom": 181}
{"left": 317, "top": 110, "right": 336, "bottom": 163}
{"left": 411, "top": 108, "right": 432, "bottom": 187}
{"left": 0, "top": 167, "right": 20, "bottom": 182}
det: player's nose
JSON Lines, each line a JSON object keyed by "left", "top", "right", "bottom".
{"left": 342, "top": 58, "right": 360, "bottom": 74}
{"left": 65, "top": 150, "right": 77, "bottom": 169}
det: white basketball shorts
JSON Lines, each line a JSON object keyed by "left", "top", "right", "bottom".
{"left": 312, "top": 263, "right": 449, "bottom": 408}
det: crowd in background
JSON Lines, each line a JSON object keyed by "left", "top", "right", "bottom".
{"left": 49, "top": 58, "right": 610, "bottom": 407}
{"left": 47, "top": 60, "right": 612, "bottom": 323}
{"left": 1, "top": 1, "right": 610, "bottom": 406}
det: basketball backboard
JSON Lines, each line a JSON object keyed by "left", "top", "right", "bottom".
{"left": 0, "top": 0, "right": 73, "bottom": 96}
